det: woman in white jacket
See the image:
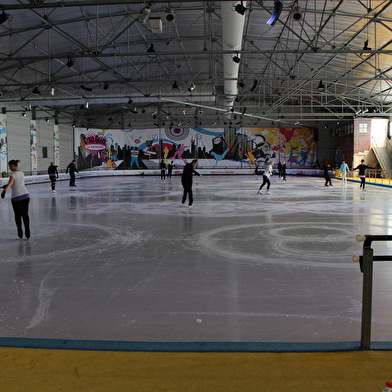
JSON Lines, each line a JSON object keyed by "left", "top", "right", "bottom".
{"left": 257, "top": 161, "right": 274, "bottom": 195}
{"left": 1, "top": 160, "right": 30, "bottom": 239}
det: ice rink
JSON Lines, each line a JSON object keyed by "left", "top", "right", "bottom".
{"left": 1, "top": 173, "right": 392, "bottom": 344}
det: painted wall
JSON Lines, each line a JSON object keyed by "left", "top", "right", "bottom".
{"left": 74, "top": 126, "right": 317, "bottom": 169}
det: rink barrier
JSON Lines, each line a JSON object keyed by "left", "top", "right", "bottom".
{"left": 354, "top": 235, "right": 392, "bottom": 349}
{"left": 0, "top": 337, "right": 391, "bottom": 352}
{"left": 1, "top": 168, "right": 333, "bottom": 187}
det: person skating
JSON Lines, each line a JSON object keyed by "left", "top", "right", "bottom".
{"left": 160, "top": 159, "right": 167, "bottom": 181}
{"left": 257, "top": 161, "right": 274, "bottom": 195}
{"left": 167, "top": 160, "right": 176, "bottom": 178}
{"left": 181, "top": 159, "right": 202, "bottom": 206}
{"left": 282, "top": 161, "right": 287, "bottom": 181}
{"left": 48, "top": 162, "right": 59, "bottom": 194}
{"left": 353, "top": 159, "right": 372, "bottom": 191}
{"left": 324, "top": 163, "right": 332, "bottom": 187}
{"left": 1, "top": 159, "right": 30, "bottom": 239}
{"left": 340, "top": 160, "right": 350, "bottom": 185}
{"left": 66, "top": 160, "right": 79, "bottom": 187}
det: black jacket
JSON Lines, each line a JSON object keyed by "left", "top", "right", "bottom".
{"left": 181, "top": 163, "right": 200, "bottom": 184}
{"left": 48, "top": 165, "right": 58, "bottom": 177}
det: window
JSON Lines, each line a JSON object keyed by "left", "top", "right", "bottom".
{"left": 358, "top": 122, "right": 368, "bottom": 134}
{"left": 42, "top": 146, "right": 48, "bottom": 158}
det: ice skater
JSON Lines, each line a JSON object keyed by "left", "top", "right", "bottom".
{"left": 181, "top": 159, "right": 202, "bottom": 206}
{"left": 48, "top": 162, "right": 59, "bottom": 194}
{"left": 340, "top": 160, "right": 350, "bottom": 185}
{"left": 1, "top": 159, "right": 30, "bottom": 239}
{"left": 167, "top": 160, "right": 176, "bottom": 178}
{"left": 353, "top": 159, "right": 372, "bottom": 191}
{"left": 282, "top": 161, "right": 287, "bottom": 181}
{"left": 324, "top": 163, "right": 332, "bottom": 187}
{"left": 257, "top": 161, "right": 274, "bottom": 195}
{"left": 66, "top": 160, "right": 79, "bottom": 187}
{"left": 160, "top": 159, "right": 166, "bottom": 181}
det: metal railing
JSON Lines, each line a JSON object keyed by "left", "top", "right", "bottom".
{"left": 353, "top": 235, "right": 392, "bottom": 349}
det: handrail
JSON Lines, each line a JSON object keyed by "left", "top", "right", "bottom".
{"left": 353, "top": 234, "right": 392, "bottom": 349}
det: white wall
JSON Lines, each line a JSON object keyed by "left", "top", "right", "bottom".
{"left": 6, "top": 112, "right": 31, "bottom": 172}
{"left": 4, "top": 111, "right": 73, "bottom": 173}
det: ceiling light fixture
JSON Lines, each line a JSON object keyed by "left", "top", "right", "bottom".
{"left": 235, "top": 1, "right": 247, "bottom": 15}
{"left": 103, "top": 83, "right": 109, "bottom": 90}
{"left": 188, "top": 82, "right": 195, "bottom": 92}
{"left": 233, "top": 54, "right": 241, "bottom": 64}
{"left": 66, "top": 57, "right": 74, "bottom": 68}
{"left": 138, "top": 6, "right": 151, "bottom": 23}
{"left": 361, "top": 40, "right": 372, "bottom": 56}
{"left": 250, "top": 79, "right": 258, "bottom": 92}
{"left": 147, "top": 43, "right": 156, "bottom": 58}
{"left": 130, "top": 108, "right": 139, "bottom": 114}
{"left": 32, "top": 86, "right": 41, "bottom": 95}
{"left": 172, "top": 81, "right": 179, "bottom": 90}
{"left": 165, "top": 7, "right": 175, "bottom": 22}
{"left": 267, "top": 0, "right": 283, "bottom": 26}
{"left": 45, "top": 117, "right": 50, "bottom": 123}
{"left": 291, "top": 2, "right": 302, "bottom": 21}
{"left": 128, "top": 98, "right": 133, "bottom": 104}
{"left": 317, "top": 80, "right": 325, "bottom": 91}
{"left": 0, "top": 5, "right": 10, "bottom": 25}
{"left": 81, "top": 85, "right": 92, "bottom": 92}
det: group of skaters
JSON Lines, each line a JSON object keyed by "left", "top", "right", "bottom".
{"left": 324, "top": 159, "right": 372, "bottom": 190}
{"left": 0, "top": 156, "right": 375, "bottom": 240}
{"left": 159, "top": 160, "right": 176, "bottom": 181}
{"left": 47, "top": 160, "right": 79, "bottom": 194}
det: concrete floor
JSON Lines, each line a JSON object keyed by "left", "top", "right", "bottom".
{"left": 0, "top": 174, "right": 391, "bottom": 344}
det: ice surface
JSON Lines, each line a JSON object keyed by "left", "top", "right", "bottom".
{"left": 0, "top": 174, "right": 392, "bottom": 343}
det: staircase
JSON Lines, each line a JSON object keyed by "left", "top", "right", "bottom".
{"left": 371, "top": 138, "right": 392, "bottom": 177}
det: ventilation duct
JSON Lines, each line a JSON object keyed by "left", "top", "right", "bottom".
{"left": 221, "top": 1, "right": 247, "bottom": 116}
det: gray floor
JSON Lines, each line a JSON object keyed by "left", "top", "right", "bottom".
{"left": 1, "top": 174, "right": 392, "bottom": 344}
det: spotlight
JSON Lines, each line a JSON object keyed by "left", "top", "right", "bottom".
{"left": 81, "top": 85, "right": 92, "bottom": 92}
{"left": 138, "top": 6, "right": 151, "bottom": 23}
{"left": 84, "top": 101, "right": 89, "bottom": 109}
{"left": 66, "top": 57, "right": 74, "bottom": 68}
{"left": 292, "top": 5, "right": 302, "bottom": 21}
{"left": 130, "top": 108, "right": 139, "bottom": 114}
{"left": 72, "top": 122, "right": 76, "bottom": 128}
{"left": 233, "top": 55, "right": 241, "bottom": 64}
{"left": 267, "top": 0, "right": 283, "bottom": 26}
{"left": 235, "top": 1, "right": 247, "bottom": 15}
{"left": 32, "top": 86, "right": 41, "bottom": 95}
{"left": 165, "top": 7, "right": 175, "bottom": 22}
{"left": 188, "top": 82, "right": 195, "bottom": 92}
{"left": 361, "top": 40, "right": 372, "bottom": 57}
{"left": 0, "top": 6, "right": 10, "bottom": 25}
{"left": 147, "top": 43, "right": 156, "bottom": 58}
{"left": 317, "top": 80, "right": 325, "bottom": 92}
{"left": 21, "top": 112, "right": 26, "bottom": 117}
{"left": 238, "top": 80, "right": 245, "bottom": 88}
{"left": 128, "top": 98, "right": 133, "bottom": 104}
{"left": 50, "top": 87, "right": 55, "bottom": 96}
{"left": 45, "top": 117, "right": 50, "bottom": 123}
{"left": 103, "top": 83, "right": 109, "bottom": 90}
{"left": 172, "top": 81, "right": 179, "bottom": 90}
{"left": 250, "top": 79, "right": 258, "bottom": 92}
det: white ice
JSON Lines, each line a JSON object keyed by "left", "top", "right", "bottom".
{"left": 0, "top": 174, "right": 392, "bottom": 343}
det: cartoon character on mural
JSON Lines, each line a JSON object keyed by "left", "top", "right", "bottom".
{"left": 211, "top": 148, "right": 229, "bottom": 167}
{"left": 250, "top": 134, "right": 274, "bottom": 165}
{"left": 245, "top": 150, "right": 256, "bottom": 167}
{"left": 130, "top": 147, "right": 140, "bottom": 169}
{"left": 171, "top": 143, "right": 192, "bottom": 163}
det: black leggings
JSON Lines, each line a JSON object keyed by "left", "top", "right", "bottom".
{"left": 182, "top": 182, "right": 193, "bottom": 205}
{"left": 360, "top": 176, "right": 366, "bottom": 188}
{"left": 11, "top": 198, "right": 30, "bottom": 236}
{"left": 258, "top": 175, "right": 271, "bottom": 191}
